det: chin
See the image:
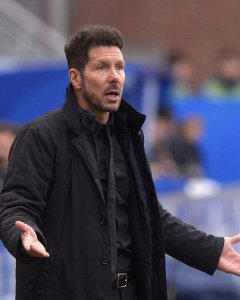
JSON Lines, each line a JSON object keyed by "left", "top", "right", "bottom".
{"left": 109, "top": 104, "right": 120, "bottom": 112}
{"left": 103, "top": 103, "right": 120, "bottom": 112}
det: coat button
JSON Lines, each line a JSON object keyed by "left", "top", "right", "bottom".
{"left": 101, "top": 257, "right": 110, "bottom": 265}
{"left": 100, "top": 218, "right": 107, "bottom": 225}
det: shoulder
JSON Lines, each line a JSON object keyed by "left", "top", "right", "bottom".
{"left": 28, "top": 108, "right": 62, "bottom": 131}
{"left": 19, "top": 108, "right": 64, "bottom": 137}
{"left": 13, "top": 108, "right": 66, "bottom": 154}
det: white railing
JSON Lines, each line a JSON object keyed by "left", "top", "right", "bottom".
{"left": 0, "top": 0, "right": 66, "bottom": 63}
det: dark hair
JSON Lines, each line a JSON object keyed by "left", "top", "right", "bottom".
{"left": 157, "top": 107, "right": 173, "bottom": 120}
{"left": 168, "top": 50, "right": 193, "bottom": 66}
{"left": 64, "top": 25, "right": 124, "bottom": 71}
{"left": 215, "top": 47, "right": 240, "bottom": 62}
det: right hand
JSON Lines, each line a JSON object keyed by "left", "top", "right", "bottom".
{"left": 15, "top": 221, "right": 50, "bottom": 258}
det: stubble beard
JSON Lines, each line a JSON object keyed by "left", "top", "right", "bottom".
{"left": 81, "top": 78, "right": 121, "bottom": 113}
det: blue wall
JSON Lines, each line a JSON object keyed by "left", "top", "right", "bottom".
{"left": 171, "top": 97, "right": 240, "bottom": 184}
{"left": 0, "top": 63, "right": 68, "bottom": 124}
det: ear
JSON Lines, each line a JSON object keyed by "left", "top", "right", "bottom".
{"left": 69, "top": 68, "right": 82, "bottom": 90}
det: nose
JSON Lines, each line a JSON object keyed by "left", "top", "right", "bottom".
{"left": 108, "top": 67, "right": 122, "bottom": 83}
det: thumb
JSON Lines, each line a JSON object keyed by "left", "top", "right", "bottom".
{"left": 15, "top": 221, "right": 49, "bottom": 258}
{"left": 15, "top": 220, "right": 27, "bottom": 232}
{"left": 229, "top": 234, "right": 240, "bottom": 245}
{"left": 15, "top": 220, "right": 35, "bottom": 235}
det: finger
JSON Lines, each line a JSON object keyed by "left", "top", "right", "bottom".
{"left": 15, "top": 221, "right": 27, "bottom": 232}
{"left": 229, "top": 234, "right": 240, "bottom": 245}
{"left": 28, "top": 241, "right": 50, "bottom": 258}
{"left": 15, "top": 221, "right": 37, "bottom": 240}
{"left": 15, "top": 221, "right": 35, "bottom": 235}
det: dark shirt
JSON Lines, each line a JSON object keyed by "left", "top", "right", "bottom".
{"left": 79, "top": 107, "right": 132, "bottom": 274}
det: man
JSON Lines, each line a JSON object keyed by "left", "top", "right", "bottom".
{"left": 0, "top": 122, "right": 18, "bottom": 191}
{"left": 0, "top": 25, "right": 240, "bottom": 300}
{"left": 203, "top": 48, "right": 240, "bottom": 98}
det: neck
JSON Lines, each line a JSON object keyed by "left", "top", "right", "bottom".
{"left": 95, "top": 113, "right": 110, "bottom": 124}
{"left": 75, "top": 95, "right": 110, "bottom": 125}
{"left": 77, "top": 102, "right": 110, "bottom": 124}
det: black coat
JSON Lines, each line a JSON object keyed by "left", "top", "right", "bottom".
{"left": 0, "top": 85, "right": 224, "bottom": 300}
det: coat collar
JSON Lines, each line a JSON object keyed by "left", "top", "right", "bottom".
{"left": 61, "top": 84, "right": 146, "bottom": 135}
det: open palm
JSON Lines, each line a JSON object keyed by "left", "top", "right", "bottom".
{"left": 15, "top": 221, "right": 49, "bottom": 258}
{"left": 218, "top": 235, "right": 240, "bottom": 275}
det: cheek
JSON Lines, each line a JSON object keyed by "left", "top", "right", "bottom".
{"left": 85, "top": 80, "right": 103, "bottom": 95}
{"left": 121, "top": 74, "right": 126, "bottom": 86}
{"left": 89, "top": 77, "right": 105, "bottom": 90}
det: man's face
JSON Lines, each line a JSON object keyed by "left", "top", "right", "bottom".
{"left": 0, "top": 131, "right": 15, "bottom": 163}
{"left": 77, "top": 46, "right": 125, "bottom": 121}
{"left": 218, "top": 58, "right": 240, "bottom": 83}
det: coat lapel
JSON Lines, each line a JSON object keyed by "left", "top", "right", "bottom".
{"left": 60, "top": 84, "right": 146, "bottom": 207}
{"left": 72, "top": 131, "right": 105, "bottom": 205}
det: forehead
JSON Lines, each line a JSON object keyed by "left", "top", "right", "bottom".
{"left": 88, "top": 46, "right": 124, "bottom": 62}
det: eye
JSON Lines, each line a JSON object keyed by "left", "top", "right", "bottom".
{"left": 116, "top": 64, "right": 125, "bottom": 71}
{"left": 97, "top": 65, "right": 106, "bottom": 70}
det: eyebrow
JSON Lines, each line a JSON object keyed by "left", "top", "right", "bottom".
{"left": 94, "top": 57, "right": 125, "bottom": 64}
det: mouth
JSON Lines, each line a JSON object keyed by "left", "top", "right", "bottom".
{"left": 104, "top": 90, "right": 120, "bottom": 100}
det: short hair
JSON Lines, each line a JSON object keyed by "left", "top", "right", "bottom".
{"left": 215, "top": 47, "right": 240, "bottom": 62}
{"left": 64, "top": 25, "right": 124, "bottom": 71}
{"left": 168, "top": 50, "right": 193, "bottom": 66}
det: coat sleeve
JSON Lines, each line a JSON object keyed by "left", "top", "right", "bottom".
{"left": 159, "top": 205, "right": 224, "bottom": 275}
{"left": 133, "top": 129, "right": 224, "bottom": 275}
{"left": 0, "top": 123, "right": 54, "bottom": 259}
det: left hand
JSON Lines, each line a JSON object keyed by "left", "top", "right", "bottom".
{"left": 15, "top": 221, "right": 49, "bottom": 258}
{"left": 218, "top": 234, "right": 240, "bottom": 275}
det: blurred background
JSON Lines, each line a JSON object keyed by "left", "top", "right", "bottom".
{"left": 1, "top": 0, "right": 240, "bottom": 299}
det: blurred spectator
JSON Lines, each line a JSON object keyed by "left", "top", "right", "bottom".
{"left": 0, "top": 122, "right": 18, "bottom": 190}
{"left": 202, "top": 48, "right": 240, "bottom": 98}
{"left": 150, "top": 108, "right": 179, "bottom": 177}
{"left": 150, "top": 107, "right": 203, "bottom": 179}
{"left": 163, "top": 51, "right": 197, "bottom": 102}
{"left": 178, "top": 117, "right": 203, "bottom": 177}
